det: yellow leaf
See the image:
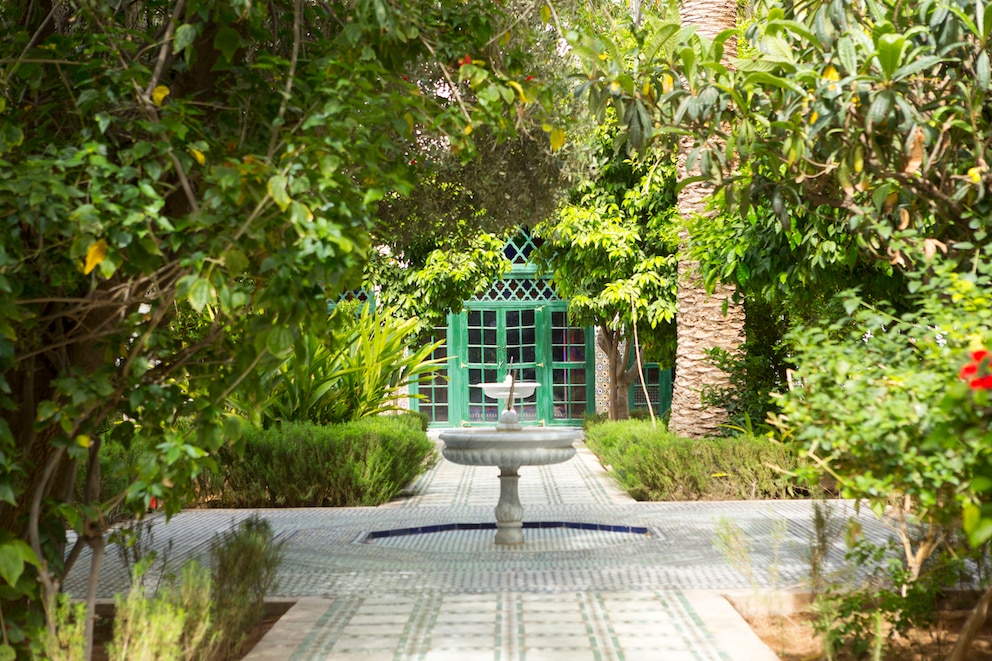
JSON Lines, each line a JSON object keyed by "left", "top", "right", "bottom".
{"left": 969, "top": 166, "right": 983, "bottom": 184}
{"left": 83, "top": 239, "right": 108, "bottom": 275}
{"left": 501, "top": 30, "right": 511, "bottom": 46}
{"left": 662, "top": 74, "right": 674, "bottom": 94}
{"left": 404, "top": 112, "right": 414, "bottom": 134}
{"left": 540, "top": 4, "right": 551, "bottom": 24}
{"left": 507, "top": 80, "right": 529, "bottom": 103}
{"left": 76, "top": 434, "right": 91, "bottom": 449}
{"left": 549, "top": 128, "right": 565, "bottom": 151}
{"left": 189, "top": 147, "right": 206, "bottom": 165}
{"left": 152, "top": 85, "right": 170, "bottom": 107}
{"left": 462, "top": 123, "right": 473, "bottom": 136}
{"left": 808, "top": 111, "right": 818, "bottom": 125}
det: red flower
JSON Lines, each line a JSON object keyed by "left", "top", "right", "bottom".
{"left": 971, "top": 375, "right": 992, "bottom": 390}
{"left": 960, "top": 349, "right": 992, "bottom": 390}
{"left": 459, "top": 54, "right": 472, "bottom": 67}
{"left": 525, "top": 75, "right": 535, "bottom": 82}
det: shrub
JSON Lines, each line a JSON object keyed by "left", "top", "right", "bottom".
{"left": 584, "top": 420, "right": 800, "bottom": 501}
{"left": 106, "top": 515, "right": 283, "bottom": 661}
{"left": 228, "top": 305, "right": 445, "bottom": 427}
{"left": 204, "top": 418, "right": 436, "bottom": 507}
{"left": 207, "top": 515, "right": 285, "bottom": 659}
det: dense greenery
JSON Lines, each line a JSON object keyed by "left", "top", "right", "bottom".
{"left": 0, "top": 0, "right": 570, "bottom": 654}
{"left": 584, "top": 420, "right": 800, "bottom": 501}
{"left": 199, "top": 417, "right": 436, "bottom": 508}
{"left": 228, "top": 303, "right": 444, "bottom": 427}
{"left": 532, "top": 118, "right": 679, "bottom": 420}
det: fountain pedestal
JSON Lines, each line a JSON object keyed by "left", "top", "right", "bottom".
{"left": 439, "top": 379, "right": 580, "bottom": 546}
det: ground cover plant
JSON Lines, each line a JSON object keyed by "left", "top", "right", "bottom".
{"left": 583, "top": 419, "right": 800, "bottom": 501}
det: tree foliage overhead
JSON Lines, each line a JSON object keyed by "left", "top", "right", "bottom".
{"left": 573, "top": 0, "right": 992, "bottom": 287}
{"left": 532, "top": 117, "right": 679, "bottom": 420}
{"left": 0, "top": 0, "right": 560, "bottom": 653}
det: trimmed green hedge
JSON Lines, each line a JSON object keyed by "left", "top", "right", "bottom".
{"left": 203, "top": 417, "right": 437, "bottom": 507}
{"left": 584, "top": 420, "right": 801, "bottom": 501}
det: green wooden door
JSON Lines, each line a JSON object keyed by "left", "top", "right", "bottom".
{"left": 436, "top": 303, "right": 591, "bottom": 427}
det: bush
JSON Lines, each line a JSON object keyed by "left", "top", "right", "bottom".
{"left": 203, "top": 418, "right": 437, "bottom": 507}
{"left": 105, "top": 515, "right": 283, "bottom": 661}
{"left": 208, "top": 515, "right": 285, "bottom": 659}
{"left": 584, "top": 420, "right": 800, "bottom": 500}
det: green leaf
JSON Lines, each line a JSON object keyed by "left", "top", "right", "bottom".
{"left": 267, "top": 174, "right": 291, "bottom": 210}
{"left": 838, "top": 37, "right": 857, "bottom": 75}
{"left": 214, "top": 26, "right": 241, "bottom": 63}
{"left": 266, "top": 326, "right": 294, "bottom": 357}
{"left": 188, "top": 277, "right": 212, "bottom": 313}
{"left": 289, "top": 200, "right": 313, "bottom": 225}
{"left": 0, "top": 539, "right": 37, "bottom": 587}
{"left": 978, "top": 51, "right": 991, "bottom": 91}
{"left": 0, "top": 480, "right": 14, "bottom": 506}
{"left": 174, "top": 23, "right": 197, "bottom": 52}
{"left": 876, "top": 33, "right": 906, "bottom": 81}
{"left": 743, "top": 71, "right": 806, "bottom": 95}
{"left": 0, "top": 644, "right": 15, "bottom": 661}
{"left": 0, "top": 124, "right": 23, "bottom": 154}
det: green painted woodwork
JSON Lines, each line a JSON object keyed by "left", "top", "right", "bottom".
{"left": 412, "top": 229, "right": 594, "bottom": 427}
{"left": 413, "top": 285, "right": 594, "bottom": 427}
{"left": 630, "top": 365, "right": 673, "bottom": 417}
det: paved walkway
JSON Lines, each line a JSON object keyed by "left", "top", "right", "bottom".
{"left": 66, "top": 435, "right": 893, "bottom": 660}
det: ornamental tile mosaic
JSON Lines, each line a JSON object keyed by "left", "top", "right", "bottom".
{"left": 64, "top": 436, "right": 897, "bottom": 661}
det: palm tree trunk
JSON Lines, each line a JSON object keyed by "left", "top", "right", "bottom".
{"left": 668, "top": 0, "right": 745, "bottom": 439}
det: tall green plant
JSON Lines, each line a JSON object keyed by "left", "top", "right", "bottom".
{"left": 771, "top": 259, "right": 992, "bottom": 584}
{"left": 329, "top": 304, "right": 446, "bottom": 422}
{"left": 230, "top": 305, "right": 444, "bottom": 426}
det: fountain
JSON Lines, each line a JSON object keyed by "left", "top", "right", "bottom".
{"left": 439, "top": 374, "right": 581, "bottom": 545}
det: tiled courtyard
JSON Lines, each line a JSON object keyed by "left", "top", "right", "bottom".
{"left": 66, "top": 437, "right": 892, "bottom": 660}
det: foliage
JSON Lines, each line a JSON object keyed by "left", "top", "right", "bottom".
{"left": 106, "top": 515, "right": 282, "bottom": 661}
{"left": 583, "top": 420, "right": 800, "bottom": 500}
{"left": 201, "top": 418, "right": 436, "bottom": 508}
{"left": 207, "top": 515, "right": 285, "bottom": 659}
{"left": 573, "top": 0, "right": 992, "bottom": 283}
{"left": 812, "top": 536, "right": 968, "bottom": 661}
{"left": 531, "top": 115, "right": 680, "bottom": 419}
{"left": 365, "top": 233, "right": 511, "bottom": 335}
{"left": 39, "top": 594, "right": 86, "bottom": 661}
{"left": 230, "top": 304, "right": 444, "bottom": 427}
{"left": 107, "top": 560, "right": 211, "bottom": 661}
{"left": 0, "top": 0, "right": 560, "bottom": 652}
{"left": 701, "top": 297, "right": 792, "bottom": 431}
{"left": 771, "top": 257, "right": 992, "bottom": 579}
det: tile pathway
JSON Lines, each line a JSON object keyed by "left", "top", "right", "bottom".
{"left": 65, "top": 433, "right": 894, "bottom": 660}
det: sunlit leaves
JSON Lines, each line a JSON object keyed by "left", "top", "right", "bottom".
{"left": 82, "top": 239, "right": 108, "bottom": 275}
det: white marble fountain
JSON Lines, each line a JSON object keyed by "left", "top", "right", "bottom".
{"left": 439, "top": 375, "right": 581, "bottom": 545}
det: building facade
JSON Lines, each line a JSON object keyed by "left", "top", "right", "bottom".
{"left": 411, "top": 231, "right": 672, "bottom": 428}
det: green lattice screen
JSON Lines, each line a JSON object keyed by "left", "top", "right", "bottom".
{"left": 503, "top": 229, "right": 543, "bottom": 266}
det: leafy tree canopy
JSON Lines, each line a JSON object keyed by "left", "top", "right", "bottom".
{"left": 0, "top": 0, "right": 565, "bottom": 651}
{"left": 571, "top": 0, "right": 992, "bottom": 292}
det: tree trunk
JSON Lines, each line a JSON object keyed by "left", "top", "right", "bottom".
{"left": 597, "top": 325, "right": 637, "bottom": 420}
{"left": 668, "top": 0, "right": 745, "bottom": 439}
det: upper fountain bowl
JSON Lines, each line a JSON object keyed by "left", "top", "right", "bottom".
{"left": 477, "top": 381, "right": 539, "bottom": 400}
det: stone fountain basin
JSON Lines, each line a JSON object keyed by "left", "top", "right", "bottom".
{"left": 439, "top": 428, "right": 578, "bottom": 467}
{"left": 476, "top": 381, "right": 539, "bottom": 400}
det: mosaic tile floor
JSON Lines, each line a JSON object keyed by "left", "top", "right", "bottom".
{"left": 64, "top": 435, "right": 895, "bottom": 660}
